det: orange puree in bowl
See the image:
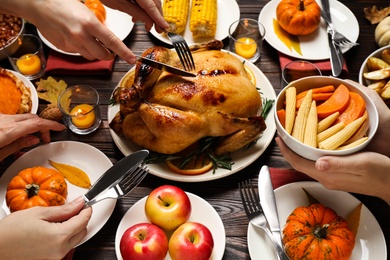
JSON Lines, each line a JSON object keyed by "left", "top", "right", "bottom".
{"left": 0, "top": 73, "right": 22, "bottom": 114}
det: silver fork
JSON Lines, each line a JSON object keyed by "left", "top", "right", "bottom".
{"left": 239, "top": 180, "right": 289, "bottom": 260}
{"left": 320, "top": 9, "right": 358, "bottom": 48}
{"left": 167, "top": 32, "right": 196, "bottom": 71}
{"left": 85, "top": 165, "right": 149, "bottom": 207}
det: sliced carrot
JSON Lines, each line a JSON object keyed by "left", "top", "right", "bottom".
{"left": 316, "top": 84, "right": 351, "bottom": 118}
{"left": 277, "top": 109, "right": 286, "bottom": 129}
{"left": 296, "top": 85, "right": 335, "bottom": 100}
{"left": 335, "top": 92, "right": 366, "bottom": 125}
{"left": 296, "top": 93, "right": 333, "bottom": 108}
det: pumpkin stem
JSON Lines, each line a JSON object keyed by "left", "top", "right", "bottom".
{"left": 313, "top": 224, "right": 330, "bottom": 239}
{"left": 298, "top": 0, "right": 305, "bottom": 11}
{"left": 25, "top": 183, "right": 40, "bottom": 198}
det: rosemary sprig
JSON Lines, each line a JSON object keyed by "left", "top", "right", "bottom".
{"left": 108, "top": 98, "right": 117, "bottom": 106}
{"left": 261, "top": 98, "right": 275, "bottom": 119}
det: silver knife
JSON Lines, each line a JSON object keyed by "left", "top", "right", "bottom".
{"left": 83, "top": 149, "right": 149, "bottom": 204}
{"left": 320, "top": 0, "right": 343, "bottom": 77}
{"left": 136, "top": 56, "right": 196, "bottom": 77}
{"left": 258, "top": 165, "right": 283, "bottom": 247}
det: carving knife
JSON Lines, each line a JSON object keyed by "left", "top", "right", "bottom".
{"left": 320, "top": 0, "right": 343, "bottom": 77}
{"left": 136, "top": 55, "right": 196, "bottom": 77}
{"left": 258, "top": 165, "right": 283, "bottom": 247}
{"left": 83, "top": 149, "right": 149, "bottom": 205}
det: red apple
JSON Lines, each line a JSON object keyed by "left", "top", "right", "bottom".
{"left": 168, "top": 222, "right": 214, "bottom": 260}
{"left": 144, "top": 185, "right": 191, "bottom": 231}
{"left": 120, "top": 222, "right": 168, "bottom": 260}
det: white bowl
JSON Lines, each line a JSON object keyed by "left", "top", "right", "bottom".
{"left": 275, "top": 76, "right": 379, "bottom": 161}
{"left": 359, "top": 45, "right": 390, "bottom": 86}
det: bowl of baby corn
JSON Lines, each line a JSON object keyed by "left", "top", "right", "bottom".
{"left": 275, "top": 76, "right": 379, "bottom": 161}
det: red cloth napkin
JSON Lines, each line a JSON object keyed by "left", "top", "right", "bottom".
{"left": 278, "top": 52, "right": 349, "bottom": 77}
{"left": 269, "top": 167, "right": 315, "bottom": 189}
{"left": 45, "top": 50, "right": 115, "bottom": 76}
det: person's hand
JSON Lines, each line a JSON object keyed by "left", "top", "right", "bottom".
{"left": 101, "top": 0, "right": 169, "bottom": 33}
{"left": 276, "top": 137, "right": 390, "bottom": 204}
{"left": 275, "top": 80, "right": 390, "bottom": 204}
{"left": 0, "top": 114, "right": 65, "bottom": 161}
{"left": 0, "top": 196, "right": 92, "bottom": 260}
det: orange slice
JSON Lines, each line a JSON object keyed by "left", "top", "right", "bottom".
{"left": 166, "top": 154, "right": 213, "bottom": 175}
{"left": 244, "top": 65, "right": 256, "bottom": 86}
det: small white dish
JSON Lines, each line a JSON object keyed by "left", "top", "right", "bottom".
{"left": 359, "top": 45, "right": 390, "bottom": 86}
{"left": 37, "top": 6, "right": 134, "bottom": 56}
{"left": 258, "top": 0, "right": 359, "bottom": 60}
{"left": 0, "top": 141, "right": 116, "bottom": 246}
{"left": 115, "top": 192, "right": 226, "bottom": 260}
{"left": 107, "top": 51, "right": 276, "bottom": 182}
{"left": 150, "top": 0, "right": 240, "bottom": 46}
{"left": 247, "top": 181, "right": 387, "bottom": 260}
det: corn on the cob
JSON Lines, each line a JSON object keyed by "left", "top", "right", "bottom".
{"left": 163, "top": 0, "right": 190, "bottom": 35}
{"left": 189, "top": 0, "right": 217, "bottom": 38}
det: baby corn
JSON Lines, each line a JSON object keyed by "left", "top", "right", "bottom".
{"left": 189, "top": 0, "right": 217, "bottom": 38}
{"left": 319, "top": 114, "right": 367, "bottom": 150}
{"left": 317, "top": 112, "right": 339, "bottom": 133}
{"left": 163, "top": 0, "right": 190, "bottom": 35}
{"left": 292, "top": 89, "right": 312, "bottom": 143}
{"left": 303, "top": 101, "right": 318, "bottom": 147}
{"left": 285, "top": 87, "right": 296, "bottom": 135}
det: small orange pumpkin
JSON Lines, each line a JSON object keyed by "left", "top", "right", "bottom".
{"left": 283, "top": 203, "right": 355, "bottom": 260}
{"left": 85, "top": 0, "right": 106, "bottom": 24}
{"left": 276, "top": 0, "right": 321, "bottom": 36}
{"left": 6, "top": 166, "right": 68, "bottom": 213}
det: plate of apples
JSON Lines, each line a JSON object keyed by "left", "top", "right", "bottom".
{"left": 115, "top": 185, "right": 226, "bottom": 260}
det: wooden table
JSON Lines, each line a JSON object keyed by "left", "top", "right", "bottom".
{"left": 1, "top": 0, "right": 389, "bottom": 259}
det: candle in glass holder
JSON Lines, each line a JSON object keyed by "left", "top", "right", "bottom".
{"left": 16, "top": 53, "right": 41, "bottom": 75}
{"left": 235, "top": 37, "right": 257, "bottom": 59}
{"left": 71, "top": 104, "right": 96, "bottom": 129}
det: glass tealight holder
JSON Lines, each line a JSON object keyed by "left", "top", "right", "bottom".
{"left": 6, "top": 34, "right": 46, "bottom": 80}
{"left": 58, "top": 85, "right": 101, "bottom": 135}
{"left": 229, "top": 18, "right": 266, "bottom": 63}
{"left": 281, "top": 60, "right": 322, "bottom": 88}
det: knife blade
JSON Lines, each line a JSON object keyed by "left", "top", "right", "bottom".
{"left": 320, "top": 0, "right": 343, "bottom": 77}
{"left": 83, "top": 149, "right": 149, "bottom": 204}
{"left": 136, "top": 56, "right": 196, "bottom": 77}
{"left": 258, "top": 165, "right": 283, "bottom": 247}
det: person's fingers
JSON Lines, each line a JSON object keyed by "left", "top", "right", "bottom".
{"left": 0, "top": 136, "right": 40, "bottom": 161}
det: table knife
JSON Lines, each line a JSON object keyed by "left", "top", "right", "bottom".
{"left": 136, "top": 56, "right": 196, "bottom": 77}
{"left": 320, "top": 0, "right": 343, "bottom": 77}
{"left": 258, "top": 165, "right": 283, "bottom": 247}
{"left": 83, "top": 149, "right": 149, "bottom": 204}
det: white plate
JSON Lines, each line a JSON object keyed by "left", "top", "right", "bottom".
{"left": 0, "top": 141, "right": 116, "bottom": 246}
{"left": 37, "top": 6, "right": 134, "bottom": 56}
{"left": 115, "top": 192, "right": 226, "bottom": 260}
{"left": 150, "top": 0, "right": 240, "bottom": 46}
{"left": 258, "top": 0, "right": 359, "bottom": 60}
{"left": 6, "top": 69, "right": 39, "bottom": 114}
{"left": 247, "top": 182, "right": 387, "bottom": 260}
{"left": 107, "top": 51, "right": 276, "bottom": 182}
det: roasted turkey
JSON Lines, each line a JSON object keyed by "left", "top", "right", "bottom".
{"left": 110, "top": 40, "right": 266, "bottom": 155}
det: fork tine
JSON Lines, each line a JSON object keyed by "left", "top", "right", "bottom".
{"left": 119, "top": 165, "right": 148, "bottom": 194}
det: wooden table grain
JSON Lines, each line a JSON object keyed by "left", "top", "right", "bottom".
{"left": 1, "top": 0, "right": 389, "bottom": 259}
